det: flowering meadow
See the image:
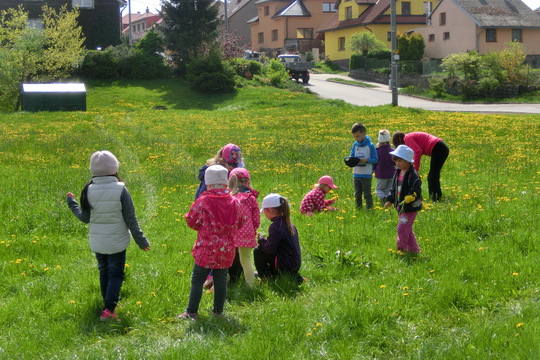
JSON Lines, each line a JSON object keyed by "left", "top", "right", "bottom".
{"left": 1, "top": 79, "right": 539, "bottom": 359}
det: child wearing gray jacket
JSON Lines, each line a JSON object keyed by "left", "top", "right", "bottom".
{"left": 66, "top": 151, "right": 150, "bottom": 321}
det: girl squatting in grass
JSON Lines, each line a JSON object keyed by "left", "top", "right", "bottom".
{"left": 181, "top": 165, "right": 244, "bottom": 320}
{"left": 254, "top": 194, "right": 304, "bottom": 284}
{"left": 384, "top": 145, "right": 423, "bottom": 253}
{"left": 66, "top": 151, "right": 151, "bottom": 321}
{"left": 227, "top": 168, "right": 260, "bottom": 289}
{"left": 299, "top": 175, "right": 339, "bottom": 216}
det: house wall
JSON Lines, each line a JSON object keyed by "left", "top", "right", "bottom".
{"left": 416, "top": 0, "right": 540, "bottom": 58}
{"left": 478, "top": 28, "right": 540, "bottom": 55}
{"left": 228, "top": 0, "right": 257, "bottom": 47}
{"left": 324, "top": 0, "right": 431, "bottom": 62}
{"left": 250, "top": 0, "right": 333, "bottom": 52}
{"left": 0, "top": 0, "right": 124, "bottom": 49}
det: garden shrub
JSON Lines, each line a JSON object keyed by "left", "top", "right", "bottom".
{"left": 262, "top": 59, "right": 289, "bottom": 87}
{"left": 228, "top": 58, "right": 262, "bottom": 77}
{"left": 368, "top": 49, "right": 392, "bottom": 60}
{"left": 478, "top": 76, "right": 499, "bottom": 97}
{"left": 120, "top": 50, "right": 171, "bottom": 80}
{"left": 186, "top": 48, "right": 236, "bottom": 93}
{"left": 349, "top": 53, "right": 365, "bottom": 70}
{"left": 428, "top": 74, "right": 445, "bottom": 98}
{"left": 79, "top": 50, "right": 119, "bottom": 79}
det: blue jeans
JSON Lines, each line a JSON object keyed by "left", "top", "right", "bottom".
{"left": 186, "top": 264, "right": 228, "bottom": 315}
{"left": 95, "top": 250, "right": 126, "bottom": 312}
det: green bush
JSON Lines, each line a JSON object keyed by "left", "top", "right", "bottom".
{"left": 186, "top": 48, "right": 236, "bottom": 93}
{"left": 227, "top": 58, "right": 262, "bottom": 77}
{"left": 120, "top": 51, "right": 172, "bottom": 80}
{"left": 263, "top": 59, "right": 289, "bottom": 87}
{"left": 349, "top": 53, "right": 365, "bottom": 69}
{"left": 368, "top": 49, "right": 392, "bottom": 60}
{"left": 79, "top": 50, "right": 119, "bottom": 79}
{"left": 428, "top": 74, "right": 445, "bottom": 98}
{"left": 477, "top": 76, "right": 499, "bottom": 97}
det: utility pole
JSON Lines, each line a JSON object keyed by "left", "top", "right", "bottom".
{"left": 224, "top": 0, "right": 229, "bottom": 35}
{"left": 128, "top": 0, "right": 133, "bottom": 45}
{"left": 390, "top": 0, "right": 398, "bottom": 106}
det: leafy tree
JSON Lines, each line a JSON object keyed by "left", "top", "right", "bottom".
{"left": 218, "top": 30, "right": 245, "bottom": 60}
{"left": 39, "top": 5, "right": 85, "bottom": 81}
{"left": 397, "top": 32, "right": 425, "bottom": 61}
{"left": 135, "top": 28, "right": 165, "bottom": 55}
{"left": 161, "top": 0, "right": 220, "bottom": 76}
{"left": 347, "top": 32, "right": 386, "bottom": 57}
{"left": 0, "top": 5, "right": 84, "bottom": 111}
{"left": 186, "top": 46, "right": 235, "bottom": 93}
{"left": 496, "top": 41, "right": 527, "bottom": 84}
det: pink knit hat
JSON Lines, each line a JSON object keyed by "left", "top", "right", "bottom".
{"left": 318, "top": 175, "right": 338, "bottom": 189}
{"left": 229, "top": 167, "right": 250, "bottom": 180}
{"left": 221, "top": 143, "right": 244, "bottom": 167}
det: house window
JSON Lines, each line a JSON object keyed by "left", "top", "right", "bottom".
{"left": 443, "top": 32, "right": 450, "bottom": 40}
{"left": 440, "top": 12, "right": 446, "bottom": 26}
{"left": 258, "top": 32, "right": 264, "bottom": 44}
{"left": 297, "top": 28, "right": 313, "bottom": 39}
{"left": 338, "top": 37, "right": 345, "bottom": 51}
{"left": 322, "top": 2, "right": 337, "bottom": 12}
{"left": 401, "top": 2, "right": 411, "bottom": 15}
{"left": 387, "top": 32, "right": 391, "bottom": 41}
{"left": 26, "top": 19, "right": 43, "bottom": 30}
{"left": 264, "top": 6, "right": 269, "bottom": 16}
{"left": 345, "top": 6, "right": 352, "bottom": 20}
{"left": 429, "top": 34, "right": 435, "bottom": 42}
{"left": 72, "top": 0, "right": 94, "bottom": 8}
{"left": 512, "top": 29, "right": 522, "bottom": 42}
{"left": 272, "top": 29, "right": 278, "bottom": 41}
{"left": 486, "top": 28, "right": 496, "bottom": 42}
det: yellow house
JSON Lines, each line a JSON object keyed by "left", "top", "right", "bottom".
{"left": 413, "top": 0, "right": 540, "bottom": 60}
{"left": 317, "top": 0, "right": 431, "bottom": 67}
{"left": 248, "top": 0, "right": 337, "bottom": 53}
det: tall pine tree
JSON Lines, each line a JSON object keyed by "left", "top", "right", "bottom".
{"left": 161, "top": 0, "right": 219, "bottom": 76}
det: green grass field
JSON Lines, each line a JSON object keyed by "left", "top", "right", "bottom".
{"left": 1, "top": 79, "right": 539, "bottom": 359}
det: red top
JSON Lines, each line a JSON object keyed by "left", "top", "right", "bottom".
{"left": 299, "top": 187, "right": 335, "bottom": 214}
{"left": 185, "top": 189, "right": 244, "bottom": 269}
{"left": 232, "top": 192, "right": 260, "bottom": 248}
{"left": 404, "top": 132, "right": 441, "bottom": 171}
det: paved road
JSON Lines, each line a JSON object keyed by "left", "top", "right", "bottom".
{"left": 307, "top": 73, "right": 540, "bottom": 114}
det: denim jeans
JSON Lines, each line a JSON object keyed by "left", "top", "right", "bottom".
{"left": 186, "top": 264, "right": 228, "bottom": 315}
{"left": 95, "top": 250, "right": 126, "bottom": 312}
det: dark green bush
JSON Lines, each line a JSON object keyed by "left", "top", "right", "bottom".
{"left": 227, "top": 58, "right": 262, "bottom": 76}
{"left": 120, "top": 50, "right": 171, "bottom": 80}
{"left": 187, "top": 48, "right": 236, "bottom": 93}
{"left": 80, "top": 50, "right": 119, "bottom": 79}
{"left": 368, "top": 49, "right": 392, "bottom": 60}
{"left": 349, "top": 53, "right": 365, "bottom": 69}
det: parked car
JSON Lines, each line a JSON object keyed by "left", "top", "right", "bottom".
{"left": 277, "top": 54, "right": 312, "bottom": 84}
{"left": 244, "top": 50, "right": 260, "bottom": 61}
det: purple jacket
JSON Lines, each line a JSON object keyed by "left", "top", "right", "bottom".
{"left": 374, "top": 144, "right": 395, "bottom": 179}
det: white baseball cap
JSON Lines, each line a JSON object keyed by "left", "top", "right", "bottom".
{"left": 260, "top": 193, "right": 282, "bottom": 213}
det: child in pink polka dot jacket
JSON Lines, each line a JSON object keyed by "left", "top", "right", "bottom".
{"left": 299, "top": 176, "right": 338, "bottom": 217}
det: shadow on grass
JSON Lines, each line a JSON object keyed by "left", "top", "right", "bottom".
{"left": 84, "top": 78, "right": 237, "bottom": 111}
{"left": 181, "top": 314, "right": 247, "bottom": 337}
{"left": 79, "top": 305, "right": 134, "bottom": 336}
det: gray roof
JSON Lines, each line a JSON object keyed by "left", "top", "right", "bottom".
{"left": 273, "top": 0, "right": 311, "bottom": 17}
{"left": 448, "top": 0, "right": 540, "bottom": 28}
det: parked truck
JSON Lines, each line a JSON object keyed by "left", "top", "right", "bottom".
{"left": 277, "top": 54, "right": 312, "bottom": 84}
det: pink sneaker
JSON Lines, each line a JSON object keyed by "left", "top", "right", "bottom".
{"left": 177, "top": 312, "right": 198, "bottom": 321}
{"left": 99, "top": 309, "right": 118, "bottom": 321}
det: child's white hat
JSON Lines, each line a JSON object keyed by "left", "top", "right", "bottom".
{"left": 205, "top": 165, "right": 229, "bottom": 186}
{"left": 378, "top": 130, "right": 391, "bottom": 143}
{"left": 389, "top": 145, "right": 414, "bottom": 163}
{"left": 260, "top": 193, "right": 282, "bottom": 213}
{"left": 90, "top": 151, "right": 119, "bottom": 176}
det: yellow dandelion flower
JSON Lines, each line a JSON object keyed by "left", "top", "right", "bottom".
{"left": 403, "top": 293, "right": 409, "bottom": 296}
{"left": 21, "top": 273, "right": 26, "bottom": 276}
{"left": 151, "top": 292, "right": 157, "bottom": 297}
{"left": 316, "top": 323, "right": 323, "bottom": 327}
{"left": 512, "top": 272, "right": 519, "bottom": 276}
{"left": 306, "top": 332, "right": 312, "bottom": 336}
{"left": 516, "top": 323, "right": 523, "bottom": 328}
{"left": 380, "top": 285, "right": 386, "bottom": 288}
{"left": 136, "top": 301, "right": 142, "bottom": 306}
{"left": 70, "top": 300, "right": 76, "bottom": 304}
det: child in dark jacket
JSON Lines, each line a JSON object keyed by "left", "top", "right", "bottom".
{"left": 254, "top": 194, "right": 303, "bottom": 284}
{"left": 384, "top": 145, "right": 423, "bottom": 253}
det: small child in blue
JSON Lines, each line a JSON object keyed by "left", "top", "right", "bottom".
{"left": 348, "top": 122, "right": 378, "bottom": 209}
{"left": 374, "top": 130, "right": 395, "bottom": 203}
